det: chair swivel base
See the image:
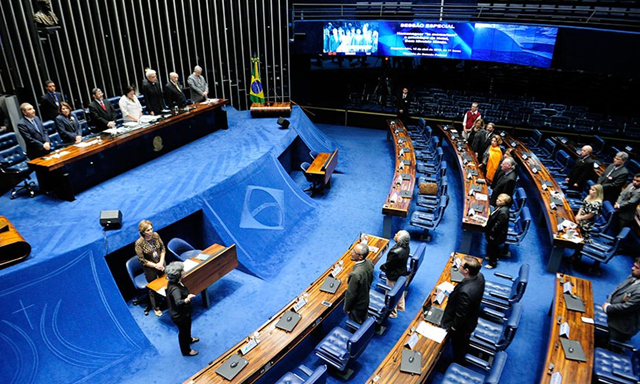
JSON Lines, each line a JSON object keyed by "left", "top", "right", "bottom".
{"left": 11, "top": 181, "right": 36, "bottom": 199}
{"left": 328, "top": 366, "right": 355, "bottom": 381}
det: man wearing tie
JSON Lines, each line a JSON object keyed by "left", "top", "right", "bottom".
{"left": 87, "top": 88, "right": 117, "bottom": 132}
{"left": 17, "top": 103, "right": 51, "bottom": 159}
{"left": 164, "top": 72, "right": 187, "bottom": 109}
{"left": 602, "top": 258, "right": 640, "bottom": 342}
{"left": 40, "top": 80, "right": 64, "bottom": 122}
{"left": 397, "top": 87, "right": 411, "bottom": 124}
{"left": 490, "top": 157, "right": 517, "bottom": 206}
{"left": 597, "top": 152, "right": 630, "bottom": 203}
{"left": 613, "top": 173, "right": 640, "bottom": 232}
{"left": 141, "top": 69, "right": 165, "bottom": 115}
{"left": 565, "top": 145, "right": 595, "bottom": 191}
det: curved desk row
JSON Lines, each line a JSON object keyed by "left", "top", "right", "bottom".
{"left": 502, "top": 134, "right": 584, "bottom": 273}
{"left": 0, "top": 216, "right": 31, "bottom": 269}
{"left": 438, "top": 125, "right": 489, "bottom": 253}
{"left": 382, "top": 119, "right": 416, "bottom": 239}
{"left": 365, "top": 252, "right": 482, "bottom": 384}
{"left": 28, "top": 99, "right": 229, "bottom": 200}
{"left": 183, "top": 234, "right": 389, "bottom": 384}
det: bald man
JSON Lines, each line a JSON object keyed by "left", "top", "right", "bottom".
{"left": 565, "top": 145, "right": 595, "bottom": 191}
{"left": 164, "top": 72, "right": 187, "bottom": 108}
{"left": 344, "top": 242, "right": 374, "bottom": 324}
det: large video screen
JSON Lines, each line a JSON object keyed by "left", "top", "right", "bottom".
{"left": 321, "top": 21, "right": 558, "bottom": 67}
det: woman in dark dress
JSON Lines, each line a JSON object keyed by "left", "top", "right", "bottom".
{"left": 165, "top": 262, "right": 200, "bottom": 356}
{"left": 380, "top": 230, "right": 410, "bottom": 318}
{"left": 576, "top": 183, "right": 604, "bottom": 242}
{"left": 134, "top": 220, "right": 166, "bottom": 317}
{"left": 54, "top": 101, "right": 82, "bottom": 144}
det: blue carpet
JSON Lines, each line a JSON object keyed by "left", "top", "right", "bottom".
{"left": 1, "top": 113, "right": 638, "bottom": 384}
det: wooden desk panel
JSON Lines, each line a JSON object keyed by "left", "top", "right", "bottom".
{"left": 540, "top": 274, "right": 594, "bottom": 384}
{"left": 306, "top": 149, "right": 338, "bottom": 186}
{"left": 382, "top": 119, "right": 416, "bottom": 218}
{"left": 183, "top": 234, "right": 390, "bottom": 384}
{"left": 0, "top": 216, "right": 31, "bottom": 269}
{"left": 365, "top": 252, "right": 482, "bottom": 384}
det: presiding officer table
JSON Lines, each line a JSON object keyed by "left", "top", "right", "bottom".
{"left": 503, "top": 133, "right": 584, "bottom": 273}
{"left": 540, "top": 274, "right": 594, "bottom": 384}
{"left": 382, "top": 119, "right": 416, "bottom": 239}
{"left": 28, "top": 99, "right": 228, "bottom": 200}
{"left": 365, "top": 252, "right": 482, "bottom": 384}
{"left": 438, "top": 125, "right": 489, "bottom": 253}
{"left": 183, "top": 234, "right": 389, "bottom": 384}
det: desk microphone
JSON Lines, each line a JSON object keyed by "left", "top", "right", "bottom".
{"left": 287, "top": 316, "right": 292, "bottom": 321}
{"left": 231, "top": 362, "right": 238, "bottom": 368}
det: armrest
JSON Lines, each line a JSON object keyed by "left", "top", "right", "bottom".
{"left": 472, "top": 333, "right": 496, "bottom": 346}
{"left": 375, "top": 282, "right": 392, "bottom": 292}
{"left": 493, "top": 272, "right": 514, "bottom": 281}
{"left": 489, "top": 291, "right": 510, "bottom": 301}
{"left": 298, "top": 364, "right": 314, "bottom": 377}
{"left": 610, "top": 339, "right": 638, "bottom": 352}
{"left": 612, "top": 370, "right": 639, "bottom": 382}
{"left": 345, "top": 319, "right": 361, "bottom": 332}
{"left": 482, "top": 307, "right": 507, "bottom": 322}
{"left": 464, "top": 353, "right": 490, "bottom": 371}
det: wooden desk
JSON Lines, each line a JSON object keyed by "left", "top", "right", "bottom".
{"left": 147, "top": 243, "right": 238, "bottom": 308}
{"left": 304, "top": 149, "right": 338, "bottom": 191}
{"left": 503, "top": 134, "right": 584, "bottom": 273}
{"left": 551, "top": 136, "right": 606, "bottom": 178}
{"left": 0, "top": 216, "right": 31, "bottom": 269}
{"left": 540, "top": 274, "right": 594, "bottom": 384}
{"left": 438, "top": 125, "right": 489, "bottom": 253}
{"left": 365, "top": 252, "right": 482, "bottom": 384}
{"left": 382, "top": 119, "right": 416, "bottom": 238}
{"left": 28, "top": 100, "right": 228, "bottom": 200}
{"left": 249, "top": 102, "right": 292, "bottom": 118}
{"left": 183, "top": 234, "right": 390, "bottom": 384}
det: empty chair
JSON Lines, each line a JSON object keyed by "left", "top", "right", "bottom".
{"left": 125, "top": 255, "right": 150, "bottom": 309}
{"left": 0, "top": 132, "right": 18, "bottom": 151}
{"left": 550, "top": 103, "right": 567, "bottom": 112}
{"left": 593, "top": 303, "right": 609, "bottom": 336}
{"left": 301, "top": 161, "right": 322, "bottom": 196}
{"left": 314, "top": 317, "right": 376, "bottom": 379}
{"left": 539, "top": 107, "right": 558, "bottom": 117}
{"left": 0, "top": 145, "right": 36, "bottom": 199}
{"left": 439, "top": 351, "right": 507, "bottom": 384}
{"left": 72, "top": 108, "right": 86, "bottom": 121}
{"left": 627, "top": 160, "right": 640, "bottom": 179}
{"left": 529, "top": 101, "right": 546, "bottom": 110}
{"left": 470, "top": 302, "right": 523, "bottom": 356}
{"left": 509, "top": 188, "right": 527, "bottom": 222}
{"left": 417, "top": 147, "right": 443, "bottom": 175}
{"left": 504, "top": 207, "right": 532, "bottom": 256}
{"left": 274, "top": 365, "right": 327, "bottom": 384}
{"left": 405, "top": 243, "right": 426, "bottom": 286}
{"left": 367, "top": 276, "right": 407, "bottom": 333}
{"left": 532, "top": 138, "right": 556, "bottom": 160}
{"left": 549, "top": 115, "right": 572, "bottom": 131}
{"left": 598, "top": 120, "right": 622, "bottom": 136}
{"left": 546, "top": 150, "right": 575, "bottom": 178}
{"left": 417, "top": 175, "right": 448, "bottom": 210}
{"left": 593, "top": 343, "right": 640, "bottom": 384}
{"left": 527, "top": 113, "right": 547, "bottom": 129}
{"left": 574, "top": 118, "right": 595, "bottom": 133}
{"left": 524, "top": 129, "right": 543, "bottom": 148}
{"left": 441, "top": 105, "right": 459, "bottom": 119}
{"left": 415, "top": 136, "right": 440, "bottom": 159}
{"left": 410, "top": 195, "right": 448, "bottom": 241}
{"left": 48, "top": 132, "right": 64, "bottom": 150}
{"left": 577, "top": 227, "right": 631, "bottom": 271}
{"left": 167, "top": 238, "right": 201, "bottom": 261}
{"left": 482, "top": 264, "right": 530, "bottom": 311}
{"left": 43, "top": 120, "right": 56, "bottom": 134}
{"left": 591, "top": 200, "right": 616, "bottom": 237}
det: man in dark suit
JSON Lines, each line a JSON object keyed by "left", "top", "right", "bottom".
{"left": 17, "top": 102, "right": 51, "bottom": 159}
{"left": 597, "top": 152, "right": 630, "bottom": 203}
{"left": 490, "top": 157, "right": 517, "bottom": 206}
{"left": 565, "top": 145, "right": 595, "bottom": 191}
{"left": 141, "top": 69, "right": 165, "bottom": 115}
{"left": 397, "top": 87, "right": 411, "bottom": 124}
{"left": 472, "top": 122, "right": 495, "bottom": 159}
{"left": 87, "top": 88, "right": 117, "bottom": 132}
{"left": 602, "top": 257, "right": 640, "bottom": 342}
{"left": 344, "top": 242, "right": 374, "bottom": 324}
{"left": 485, "top": 194, "right": 512, "bottom": 269}
{"left": 40, "top": 80, "right": 64, "bottom": 122}
{"left": 442, "top": 255, "right": 485, "bottom": 363}
{"left": 164, "top": 72, "right": 187, "bottom": 109}
{"left": 614, "top": 173, "right": 640, "bottom": 232}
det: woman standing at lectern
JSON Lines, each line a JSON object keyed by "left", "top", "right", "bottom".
{"left": 134, "top": 220, "right": 165, "bottom": 317}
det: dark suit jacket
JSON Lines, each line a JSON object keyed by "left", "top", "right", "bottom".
{"left": 397, "top": 92, "right": 411, "bottom": 113}
{"left": 55, "top": 113, "right": 82, "bottom": 143}
{"left": 344, "top": 259, "right": 374, "bottom": 315}
{"left": 567, "top": 156, "right": 595, "bottom": 190}
{"left": 616, "top": 184, "right": 640, "bottom": 221}
{"left": 442, "top": 273, "right": 485, "bottom": 336}
{"left": 40, "top": 91, "right": 64, "bottom": 122}
{"left": 490, "top": 170, "right": 517, "bottom": 206}
{"left": 486, "top": 205, "right": 510, "bottom": 244}
{"left": 164, "top": 81, "right": 187, "bottom": 108}
{"left": 141, "top": 79, "right": 165, "bottom": 115}
{"left": 381, "top": 244, "right": 409, "bottom": 282}
{"left": 167, "top": 282, "right": 193, "bottom": 322}
{"left": 88, "top": 99, "right": 117, "bottom": 132}
{"left": 17, "top": 116, "right": 50, "bottom": 159}
{"left": 597, "top": 165, "right": 630, "bottom": 202}
{"left": 606, "top": 276, "right": 640, "bottom": 337}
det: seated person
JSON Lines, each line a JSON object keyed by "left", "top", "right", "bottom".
{"left": 55, "top": 101, "right": 82, "bottom": 144}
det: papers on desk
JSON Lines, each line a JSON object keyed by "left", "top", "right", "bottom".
{"left": 75, "top": 139, "right": 99, "bottom": 148}
{"left": 123, "top": 122, "right": 139, "bottom": 128}
{"left": 156, "top": 287, "right": 166, "bottom": 297}
{"left": 369, "top": 245, "right": 379, "bottom": 254}
{"left": 561, "top": 233, "right": 583, "bottom": 244}
{"left": 183, "top": 259, "right": 199, "bottom": 272}
{"left": 581, "top": 317, "right": 594, "bottom": 324}
{"left": 475, "top": 193, "right": 488, "bottom": 201}
{"left": 416, "top": 321, "right": 447, "bottom": 343}
{"left": 49, "top": 151, "right": 70, "bottom": 159}
{"left": 560, "top": 220, "right": 577, "bottom": 230}
{"left": 196, "top": 253, "right": 210, "bottom": 261}
{"left": 139, "top": 115, "right": 161, "bottom": 123}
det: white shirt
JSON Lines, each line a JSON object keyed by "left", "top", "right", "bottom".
{"left": 119, "top": 95, "right": 143, "bottom": 122}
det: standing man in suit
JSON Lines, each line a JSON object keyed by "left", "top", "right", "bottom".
{"left": 462, "top": 102, "right": 481, "bottom": 140}
{"left": 485, "top": 194, "right": 512, "bottom": 269}
{"left": 602, "top": 258, "right": 640, "bottom": 342}
{"left": 164, "top": 72, "right": 187, "bottom": 109}
{"left": 613, "top": 173, "right": 640, "bottom": 232}
{"left": 187, "top": 66, "right": 209, "bottom": 103}
{"left": 397, "top": 87, "right": 411, "bottom": 124}
{"left": 344, "top": 242, "right": 374, "bottom": 325}
{"left": 40, "top": 80, "right": 64, "bottom": 122}
{"left": 490, "top": 157, "right": 517, "bottom": 206}
{"left": 565, "top": 145, "right": 595, "bottom": 191}
{"left": 442, "top": 255, "right": 485, "bottom": 363}
{"left": 87, "top": 88, "right": 117, "bottom": 132}
{"left": 597, "top": 152, "right": 630, "bottom": 203}
{"left": 473, "top": 122, "right": 495, "bottom": 159}
{"left": 17, "top": 103, "right": 51, "bottom": 159}
{"left": 141, "top": 69, "right": 165, "bottom": 115}
{"left": 380, "top": 230, "right": 410, "bottom": 318}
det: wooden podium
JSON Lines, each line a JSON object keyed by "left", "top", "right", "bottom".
{"left": 0, "top": 216, "right": 31, "bottom": 269}
{"left": 250, "top": 102, "right": 292, "bottom": 118}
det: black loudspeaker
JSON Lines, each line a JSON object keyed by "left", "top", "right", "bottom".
{"left": 100, "top": 210, "right": 122, "bottom": 229}
{"left": 277, "top": 117, "right": 290, "bottom": 129}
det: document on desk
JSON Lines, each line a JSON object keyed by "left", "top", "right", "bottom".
{"left": 156, "top": 287, "right": 166, "bottom": 297}
{"left": 183, "top": 259, "right": 199, "bottom": 272}
{"left": 140, "top": 115, "right": 161, "bottom": 123}
{"left": 416, "top": 321, "right": 447, "bottom": 343}
{"left": 475, "top": 193, "right": 488, "bottom": 201}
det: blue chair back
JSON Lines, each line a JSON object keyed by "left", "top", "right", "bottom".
{"left": 591, "top": 135, "right": 605, "bottom": 154}
{"left": 406, "top": 243, "right": 426, "bottom": 286}
{"left": 167, "top": 238, "right": 196, "bottom": 261}
{"left": 125, "top": 256, "right": 147, "bottom": 290}
{"left": 43, "top": 119, "right": 56, "bottom": 132}
{"left": 347, "top": 317, "right": 376, "bottom": 360}
{"left": 301, "top": 162, "right": 310, "bottom": 172}
{"left": 0, "top": 132, "right": 18, "bottom": 151}
{"left": 0, "top": 145, "right": 27, "bottom": 167}
{"left": 510, "top": 264, "right": 530, "bottom": 303}
{"left": 305, "top": 365, "right": 327, "bottom": 384}
{"left": 49, "top": 132, "right": 63, "bottom": 150}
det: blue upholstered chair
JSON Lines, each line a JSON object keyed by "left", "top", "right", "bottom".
{"left": 0, "top": 132, "right": 18, "bottom": 151}
{"left": 439, "top": 351, "right": 508, "bottom": 384}
{"left": 418, "top": 162, "right": 447, "bottom": 184}
{"left": 410, "top": 195, "right": 448, "bottom": 241}
{"left": 125, "top": 256, "right": 150, "bottom": 308}
{"left": 591, "top": 201, "right": 616, "bottom": 238}
{"left": 414, "top": 134, "right": 439, "bottom": 153}
{"left": 504, "top": 207, "right": 532, "bottom": 256}
{"left": 545, "top": 150, "right": 575, "bottom": 178}
{"left": 301, "top": 161, "right": 322, "bottom": 196}
{"left": 0, "top": 145, "right": 36, "bottom": 199}
{"left": 470, "top": 302, "right": 522, "bottom": 356}
{"left": 593, "top": 303, "right": 609, "bottom": 335}
{"left": 578, "top": 227, "right": 631, "bottom": 271}
{"left": 167, "top": 238, "right": 201, "bottom": 261}
{"left": 594, "top": 343, "right": 640, "bottom": 384}
{"left": 367, "top": 276, "right": 407, "bottom": 333}
{"left": 481, "top": 264, "right": 530, "bottom": 311}
{"left": 43, "top": 119, "right": 56, "bottom": 133}
{"left": 508, "top": 188, "right": 527, "bottom": 223}
{"left": 417, "top": 176, "right": 448, "bottom": 210}
{"left": 274, "top": 365, "right": 327, "bottom": 384}
{"left": 72, "top": 108, "right": 86, "bottom": 121}
{"left": 532, "top": 138, "right": 556, "bottom": 160}
{"left": 48, "top": 132, "right": 64, "bottom": 150}
{"left": 314, "top": 317, "right": 376, "bottom": 378}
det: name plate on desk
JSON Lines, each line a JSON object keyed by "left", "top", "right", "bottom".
{"left": 401, "top": 173, "right": 411, "bottom": 181}
{"left": 402, "top": 159, "right": 411, "bottom": 166}
{"left": 400, "top": 190, "right": 412, "bottom": 198}
{"left": 550, "top": 372, "right": 563, "bottom": 384}
{"left": 216, "top": 354, "right": 249, "bottom": 380}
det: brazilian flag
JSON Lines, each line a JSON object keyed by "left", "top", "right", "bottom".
{"left": 250, "top": 56, "right": 265, "bottom": 103}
